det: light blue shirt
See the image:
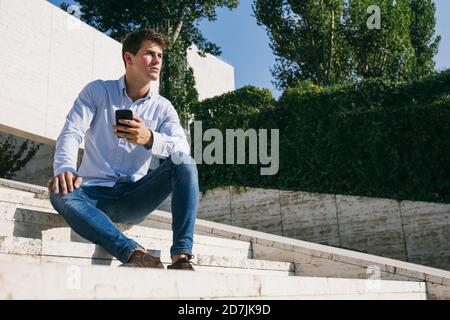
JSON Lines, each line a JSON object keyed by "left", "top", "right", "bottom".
{"left": 53, "top": 75, "right": 190, "bottom": 187}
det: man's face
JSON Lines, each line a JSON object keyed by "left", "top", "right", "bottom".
{"left": 125, "top": 40, "right": 163, "bottom": 81}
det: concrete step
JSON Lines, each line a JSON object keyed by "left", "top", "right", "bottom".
{"left": 0, "top": 207, "right": 252, "bottom": 258}
{"left": 0, "top": 187, "right": 36, "bottom": 199}
{"left": 0, "top": 190, "right": 55, "bottom": 211}
{"left": 0, "top": 205, "right": 249, "bottom": 250}
{"left": 0, "top": 185, "right": 220, "bottom": 235}
{"left": 0, "top": 182, "right": 229, "bottom": 238}
{"left": 0, "top": 235, "right": 291, "bottom": 276}
{"left": 0, "top": 178, "right": 49, "bottom": 198}
{"left": 37, "top": 255, "right": 294, "bottom": 276}
{"left": 0, "top": 255, "right": 427, "bottom": 299}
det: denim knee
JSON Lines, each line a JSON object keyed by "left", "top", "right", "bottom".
{"left": 170, "top": 152, "right": 197, "bottom": 167}
{"left": 49, "top": 191, "right": 64, "bottom": 214}
{"left": 49, "top": 188, "right": 85, "bottom": 215}
{"left": 170, "top": 153, "right": 198, "bottom": 180}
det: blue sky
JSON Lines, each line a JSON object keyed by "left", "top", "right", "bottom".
{"left": 49, "top": 0, "right": 450, "bottom": 99}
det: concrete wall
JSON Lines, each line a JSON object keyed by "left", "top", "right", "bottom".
{"left": 187, "top": 44, "right": 235, "bottom": 101}
{"left": 159, "top": 187, "right": 450, "bottom": 271}
{"left": 0, "top": 0, "right": 133, "bottom": 145}
{"left": 0, "top": 0, "right": 124, "bottom": 185}
{"left": 0, "top": 133, "right": 84, "bottom": 186}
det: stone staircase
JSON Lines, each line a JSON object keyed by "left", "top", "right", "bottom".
{"left": 0, "top": 178, "right": 449, "bottom": 299}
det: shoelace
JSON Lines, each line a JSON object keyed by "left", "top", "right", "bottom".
{"left": 175, "top": 255, "right": 197, "bottom": 266}
{"left": 182, "top": 258, "right": 197, "bottom": 266}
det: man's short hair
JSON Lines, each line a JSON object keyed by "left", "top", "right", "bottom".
{"left": 121, "top": 29, "right": 170, "bottom": 68}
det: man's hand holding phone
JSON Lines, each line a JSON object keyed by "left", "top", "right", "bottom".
{"left": 112, "top": 114, "right": 153, "bottom": 147}
{"left": 47, "top": 172, "right": 83, "bottom": 195}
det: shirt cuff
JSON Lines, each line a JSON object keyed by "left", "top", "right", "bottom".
{"left": 54, "top": 166, "right": 77, "bottom": 176}
{"left": 149, "top": 130, "right": 165, "bottom": 157}
{"left": 143, "top": 129, "right": 153, "bottom": 150}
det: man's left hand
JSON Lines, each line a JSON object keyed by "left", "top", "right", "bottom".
{"left": 112, "top": 115, "right": 152, "bottom": 146}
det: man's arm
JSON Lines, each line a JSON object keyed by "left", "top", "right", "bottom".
{"left": 53, "top": 82, "right": 97, "bottom": 176}
{"left": 145, "top": 103, "right": 190, "bottom": 157}
{"left": 49, "top": 82, "right": 97, "bottom": 195}
{"left": 111, "top": 101, "right": 189, "bottom": 157}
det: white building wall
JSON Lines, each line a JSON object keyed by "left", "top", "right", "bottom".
{"left": 187, "top": 44, "right": 235, "bottom": 101}
{"left": 0, "top": 0, "right": 141, "bottom": 146}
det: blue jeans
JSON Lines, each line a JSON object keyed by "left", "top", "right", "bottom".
{"left": 49, "top": 154, "right": 199, "bottom": 263}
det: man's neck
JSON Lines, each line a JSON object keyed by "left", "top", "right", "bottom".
{"left": 124, "top": 73, "right": 151, "bottom": 102}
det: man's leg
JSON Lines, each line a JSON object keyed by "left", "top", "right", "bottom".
{"left": 49, "top": 187, "right": 144, "bottom": 263}
{"left": 107, "top": 153, "right": 199, "bottom": 260}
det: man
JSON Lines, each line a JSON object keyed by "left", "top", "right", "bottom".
{"left": 48, "top": 29, "right": 199, "bottom": 271}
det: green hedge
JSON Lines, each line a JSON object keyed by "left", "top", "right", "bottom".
{"left": 193, "top": 71, "right": 450, "bottom": 203}
{"left": 191, "top": 86, "right": 277, "bottom": 191}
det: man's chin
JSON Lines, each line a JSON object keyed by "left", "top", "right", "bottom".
{"left": 148, "top": 74, "right": 159, "bottom": 81}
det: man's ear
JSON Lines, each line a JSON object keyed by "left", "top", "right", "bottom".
{"left": 124, "top": 52, "right": 134, "bottom": 66}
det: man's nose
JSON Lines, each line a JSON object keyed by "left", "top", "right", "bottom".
{"left": 152, "top": 54, "right": 162, "bottom": 64}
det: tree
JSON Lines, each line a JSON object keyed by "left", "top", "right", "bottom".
{"left": 409, "top": 0, "right": 441, "bottom": 77}
{"left": 60, "top": 0, "right": 238, "bottom": 121}
{"left": 343, "top": 0, "right": 415, "bottom": 81}
{"left": 159, "top": 38, "right": 199, "bottom": 122}
{"left": 0, "top": 134, "right": 41, "bottom": 179}
{"left": 253, "top": 0, "right": 352, "bottom": 89}
{"left": 253, "top": 0, "right": 441, "bottom": 90}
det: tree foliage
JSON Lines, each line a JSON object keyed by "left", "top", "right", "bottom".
{"left": 0, "top": 134, "right": 41, "bottom": 179}
{"left": 342, "top": 0, "right": 415, "bottom": 81}
{"left": 253, "top": 0, "right": 441, "bottom": 90}
{"left": 254, "top": 0, "right": 352, "bottom": 88}
{"left": 409, "top": 0, "right": 441, "bottom": 76}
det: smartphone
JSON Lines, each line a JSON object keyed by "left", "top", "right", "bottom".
{"left": 115, "top": 109, "right": 133, "bottom": 135}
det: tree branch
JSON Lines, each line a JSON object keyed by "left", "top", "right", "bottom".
{"left": 171, "top": 2, "right": 187, "bottom": 43}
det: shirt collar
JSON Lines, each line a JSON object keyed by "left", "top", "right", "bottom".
{"left": 119, "top": 74, "right": 152, "bottom": 101}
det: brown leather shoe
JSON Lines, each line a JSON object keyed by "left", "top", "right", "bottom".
{"left": 167, "top": 254, "right": 196, "bottom": 271}
{"left": 119, "top": 250, "right": 164, "bottom": 269}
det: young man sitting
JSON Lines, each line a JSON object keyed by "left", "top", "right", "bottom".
{"left": 48, "top": 29, "right": 199, "bottom": 270}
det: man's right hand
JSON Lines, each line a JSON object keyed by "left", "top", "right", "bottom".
{"left": 47, "top": 172, "right": 83, "bottom": 195}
